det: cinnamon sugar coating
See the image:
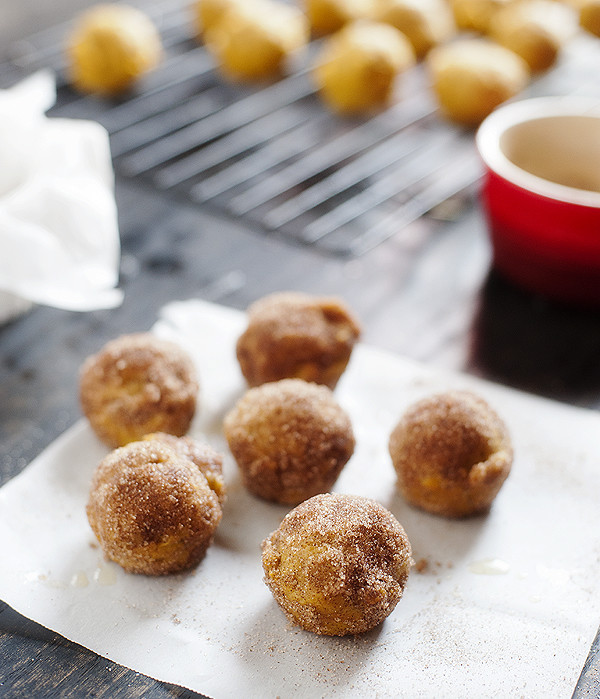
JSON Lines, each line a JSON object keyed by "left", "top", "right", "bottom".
{"left": 262, "top": 493, "right": 412, "bottom": 635}
{"left": 389, "top": 390, "right": 513, "bottom": 518}
{"left": 224, "top": 378, "right": 355, "bottom": 505}
{"left": 79, "top": 333, "right": 199, "bottom": 448}
{"left": 236, "top": 291, "right": 361, "bottom": 389}
{"left": 143, "top": 432, "right": 226, "bottom": 505}
{"left": 86, "top": 440, "right": 222, "bottom": 575}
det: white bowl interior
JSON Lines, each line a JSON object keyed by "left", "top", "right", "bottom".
{"left": 477, "top": 98, "right": 600, "bottom": 207}
{"left": 502, "top": 116, "right": 600, "bottom": 193}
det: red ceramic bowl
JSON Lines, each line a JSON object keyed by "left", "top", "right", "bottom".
{"left": 476, "top": 97, "right": 600, "bottom": 305}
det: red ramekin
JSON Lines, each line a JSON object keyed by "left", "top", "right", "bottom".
{"left": 476, "top": 97, "right": 600, "bottom": 305}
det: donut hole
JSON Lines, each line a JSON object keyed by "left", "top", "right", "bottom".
{"left": 261, "top": 493, "right": 412, "bottom": 635}
{"left": 389, "top": 391, "right": 513, "bottom": 517}
{"left": 224, "top": 378, "right": 355, "bottom": 504}
{"left": 86, "top": 440, "right": 222, "bottom": 575}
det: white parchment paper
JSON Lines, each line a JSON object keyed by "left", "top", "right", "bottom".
{"left": 1, "top": 298, "right": 599, "bottom": 698}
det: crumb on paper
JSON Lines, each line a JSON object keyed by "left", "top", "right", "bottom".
{"left": 414, "top": 558, "right": 450, "bottom": 574}
{"left": 415, "top": 558, "right": 429, "bottom": 573}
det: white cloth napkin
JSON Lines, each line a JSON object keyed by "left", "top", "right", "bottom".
{"left": 0, "top": 70, "right": 122, "bottom": 318}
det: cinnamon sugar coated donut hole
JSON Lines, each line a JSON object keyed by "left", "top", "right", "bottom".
{"left": 236, "top": 291, "right": 361, "bottom": 389}
{"left": 143, "top": 432, "right": 226, "bottom": 505}
{"left": 223, "top": 379, "right": 355, "bottom": 505}
{"left": 79, "top": 333, "right": 199, "bottom": 448}
{"left": 389, "top": 391, "right": 513, "bottom": 518}
{"left": 86, "top": 439, "right": 223, "bottom": 575}
{"left": 262, "top": 493, "right": 412, "bottom": 635}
